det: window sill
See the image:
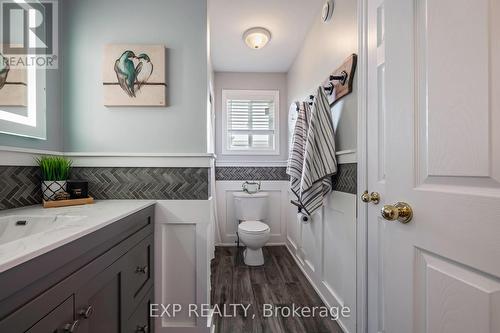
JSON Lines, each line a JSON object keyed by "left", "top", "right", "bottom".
{"left": 221, "top": 150, "right": 281, "bottom": 156}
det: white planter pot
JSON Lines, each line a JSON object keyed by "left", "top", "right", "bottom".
{"left": 42, "top": 180, "right": 67, "bottom": 201}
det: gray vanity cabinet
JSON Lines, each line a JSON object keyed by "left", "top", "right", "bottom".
{"left": 122, "top": 235, "right": 154, "bottom": 317}
{"left": 0, "top": 205, "right": 155, "bottom": 333}
{"left": 74, "top": 234, "right": 154, "bottom": 333}
{"left": 124, "top": 289, "right": 154, "bottom": 333}
{"left": 74, "top": 261, "right": 123, "bottom": 333}
{"left": 25, "top": 296, "right": 75, "bottom": 333}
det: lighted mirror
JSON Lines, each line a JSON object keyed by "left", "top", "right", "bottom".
{"left": 0, "top": 0, "right": 48, "bottom": 139}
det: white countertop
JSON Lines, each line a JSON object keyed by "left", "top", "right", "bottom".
{"left": 0, "top": 200, "right": 156, "bottom": 273}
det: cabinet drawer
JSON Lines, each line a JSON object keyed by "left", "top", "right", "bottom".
{"left": 0, "top": 293, "right": 75, "bottom": 333}
{"left": 26, "top": 296, "right": 75, "bottom": 333}
{"left": 123, "top": 235, "right": 153, "bottom": 307}
{"left": 125, "top": 288, "right": 154, "bottom": 333}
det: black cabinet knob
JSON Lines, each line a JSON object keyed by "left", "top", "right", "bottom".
{"left": 135, "top": 266, "right": 148, "bottom": 274}
{"left": 63, "top": 320, "right": 79, "bottom": 332}
{"left": 136, "top": 324, "right": 149, "bottom": 333}
{"left": 78, "top": 305, "right": 94, "bottom": 319}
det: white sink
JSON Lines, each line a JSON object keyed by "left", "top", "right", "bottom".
{"left": 0, "top": 215, "right": 86, "bottom": 246}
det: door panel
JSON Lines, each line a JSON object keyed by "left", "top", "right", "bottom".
{"left": 414, "top": 249, "right": 500, "bottom": 333}
{"left": 367, "top": 0, "right": 500, "bottom": 332}
{"left": 416, "top": 0, "right": 498, "bottom": 183}
{"left": 75, "top": 261, "right": 123, "bottom": 333}
{"left": 420, "top": 0, "right": 492, "bottom": 178}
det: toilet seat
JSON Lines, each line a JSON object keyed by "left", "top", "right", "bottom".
{"left": 238, "top": 220, "right": 269, "bottom": 234}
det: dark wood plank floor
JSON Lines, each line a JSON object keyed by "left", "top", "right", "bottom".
{"left": 211, "top": 246, "right": 344, "bottom": 333}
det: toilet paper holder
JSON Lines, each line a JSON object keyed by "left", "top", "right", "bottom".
{"left": 290, "top": 199, "right": 310, "bottom": 221}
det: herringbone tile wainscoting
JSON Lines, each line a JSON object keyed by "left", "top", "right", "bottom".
{"left": 71, "top": 167, "right": 209, "bottom": 200}
{"left": 332, "top": 163, "right": 357, "bottom": 194}
{"left": 0, "top": 166, "right": 42, "bottom": 210}
{"left": 215, "top": 164, "right": 357, "bottom": 194}
{"left": 215, "top": 167, "right": 289, "bottom": 181}
{"left": 0, "top": 166, "right": 210, "bottom": 210}
{"left": 0, "top": 164, "right": 354, "bottom": 210}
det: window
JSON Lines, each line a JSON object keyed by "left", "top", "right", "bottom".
{"left": 222, "top": 89, "right": 279, "bottom": 155}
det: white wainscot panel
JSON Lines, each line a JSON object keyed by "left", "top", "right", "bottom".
{"left": 286, "top": 190, "right": 357, "bottom": 333}
{"left": 160, "top": 223, "right": 197, "bottom": 327}
{"left": 154, "top": 200, "right": 213, "bottom": 333}
{"left": 285, "top": 190, "right": 300, "bottom": 252}
{"left": 321, "top": 191, "right": 357, "bottom": 332}
{"left": 215, "top": 181, "right": 289, "bottom": 245}
{"left": 300, "top": 210, "right": 323, "bottom": 273}
{"left": 416, "top": 250, "right": 500, "bottom": 333}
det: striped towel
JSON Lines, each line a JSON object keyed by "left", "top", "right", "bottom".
{"left": 287, "top": 102, "right": 311, "bottom": 202}
{"left": 300, "top": 86, "right": 337, "bottom": 214}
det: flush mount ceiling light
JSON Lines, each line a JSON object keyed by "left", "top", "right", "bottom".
{"left": 243, "top": 27, "right": 271, "bottom": 50}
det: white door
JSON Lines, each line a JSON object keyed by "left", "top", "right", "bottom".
{"left": 366, "top": 0, "right": 500, "bottom": 332}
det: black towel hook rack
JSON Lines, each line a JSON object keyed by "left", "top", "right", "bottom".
{"left": 308, "top": 95, "right": 315, "bottom": 106}
{"left": 302, "top": 54, "right": 357, "bottom": 107}
{"left": 324, "top": 71, "right": 348, "bottom": 92}
{"left": 330, "top": 70, "right": 349, "bottom": 86}
{"left": 324, "top": 83, "right": 334, "bottom": 93}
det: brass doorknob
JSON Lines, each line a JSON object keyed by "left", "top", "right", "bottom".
{"left": 381, "top": 202, "right": 413, "bottom": 223}
{"left": 361, "top": 191, "right": 380, "bottom": 204}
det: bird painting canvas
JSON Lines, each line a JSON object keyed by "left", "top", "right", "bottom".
{"left": 0, "top": 51, "right": 27, "bottom": 107}
{"left": 103, "top": 44, "right": 166, "bottom": 106}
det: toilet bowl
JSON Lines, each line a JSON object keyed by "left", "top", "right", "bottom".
{"left": 233, "top": 192, "right": 270, "bottom": 266}
{"left": 238, "top": 220, "right": 271, "bottom": 266}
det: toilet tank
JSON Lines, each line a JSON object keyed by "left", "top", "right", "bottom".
{"left": 233, "top": 192, "right": 269, "bottom": 221}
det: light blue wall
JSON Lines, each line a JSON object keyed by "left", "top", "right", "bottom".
{"left": 62, "top": 0, "right": 208, "bottom": 153}
{"left": 287, "top": 0, "right": 358, "bottom": 152}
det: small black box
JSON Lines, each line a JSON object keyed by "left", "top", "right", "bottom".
{"left": 67, "top": 180, "right": 89, "bottom": 199}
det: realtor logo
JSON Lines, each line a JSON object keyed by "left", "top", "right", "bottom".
{"left": 1, "top": 0, "right": 58, "bottom": 68}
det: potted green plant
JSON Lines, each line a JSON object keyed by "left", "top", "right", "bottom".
{"left": 35, "top": 156, "right": 72, "bottom": 201}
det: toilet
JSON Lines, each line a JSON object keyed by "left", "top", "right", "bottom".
{"left": 233, "top": 192, "right": 270, "bottom": 266}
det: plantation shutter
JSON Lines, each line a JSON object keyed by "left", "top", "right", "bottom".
{"left": 226, "top": 97, "right": 276, "bottom": 151}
